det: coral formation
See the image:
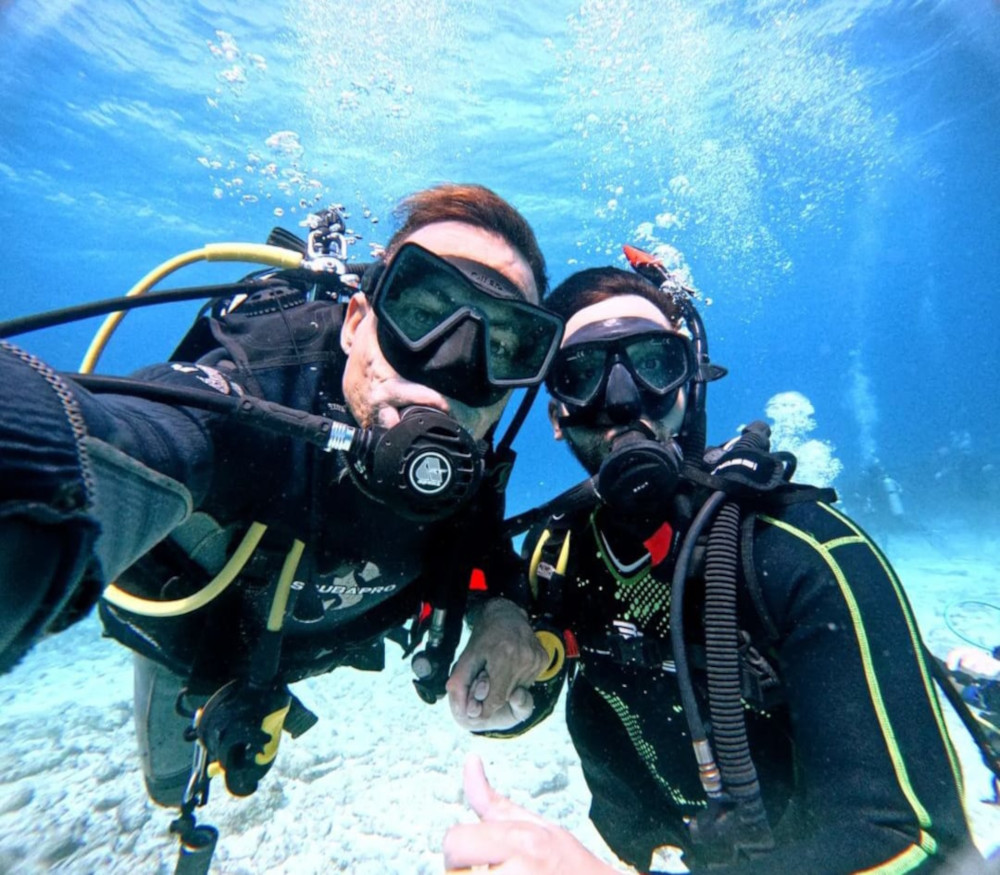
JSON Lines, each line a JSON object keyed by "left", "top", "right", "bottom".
{"left": 765, "top": 391, "right": 843, "bottom": 488}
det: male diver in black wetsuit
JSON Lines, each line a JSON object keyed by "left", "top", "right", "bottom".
{"left": 444, "top": 259, "right": 989, "bottom": 874}
{"left": 0, "top": 184, "right": 562, "bottom": 864}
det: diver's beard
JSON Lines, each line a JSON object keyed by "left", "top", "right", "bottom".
{"left": 565, "top": 423, "right": 660, "bottom": 477}
{"left": 564, "top": 433, "right": 604, "bottom": 476}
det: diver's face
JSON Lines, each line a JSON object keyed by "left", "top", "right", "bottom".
{"left": 340, "top": 221, "right": 538, "bottom": 439}
{"left": 549, "top": 295, "right": 687, "bottom": 474}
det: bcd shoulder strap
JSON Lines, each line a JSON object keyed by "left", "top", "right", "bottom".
{"left": 682, "top": 457, "right": 837, "bottom": 508}
{"left": 171, "top": 282, "right": 348, "bottom": 398}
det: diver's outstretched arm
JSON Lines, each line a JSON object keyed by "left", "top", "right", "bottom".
{"left": 0, "top": 342, "right": 215, "bottom": 671}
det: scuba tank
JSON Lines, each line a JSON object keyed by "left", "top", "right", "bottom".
{"left": 882, "top": 473, "right": 904, "bottom": 518}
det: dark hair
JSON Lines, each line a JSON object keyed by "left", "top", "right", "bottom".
{"left": 544, "top": 266, "right": 681, "bottom": 324}
{"left": 386, "top": 183, "right": 548, "bottom": 295}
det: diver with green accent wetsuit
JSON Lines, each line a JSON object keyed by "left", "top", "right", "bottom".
{"left": 443, "top": 256, "right": 992, "bottom": 874}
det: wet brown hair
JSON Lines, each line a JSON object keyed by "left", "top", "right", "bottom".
{"left": 544, "top": 266, "right": 681, "bottom": 325}
{"left": 386, "top": 183, "right": 548, "bottom": 295}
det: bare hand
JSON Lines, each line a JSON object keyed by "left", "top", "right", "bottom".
{"left": 443, "top": 755, "right": 621, "bottom": 874}
{"left": 446, "top": 598, "right": 550, "bottom": 731}
{"left": 946, "top": 645, "right": 1000, "bottom": 680}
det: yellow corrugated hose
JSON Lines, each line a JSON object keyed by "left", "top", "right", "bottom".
{"left": 79, "top": 243, "right": 304, "bottom": 373}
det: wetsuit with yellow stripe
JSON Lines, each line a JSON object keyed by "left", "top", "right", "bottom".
{"left": 516, "top": 497, "right": 978, "bottom": 874}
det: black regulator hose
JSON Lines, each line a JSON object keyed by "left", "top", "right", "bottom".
{"left": 672, "top": 422, "right": 775, "bottom": 856}
{"left": 703, "top": 483, "right": 774, "bottom": 851}
{"left": 502, "top": 476, "right": 599, "bottom": 539}
{"left": 681, "top": 377, "right": 708, "bottom": 466}
{"left": 68, "top": 374, "right": 343, "bottom": 450}
{"left": 71, "top": 374, "right": 484, "bottom": 523}
{"left": 671, "top": 489, "right": 728, "bottom": 801}
{"left": 0, "top": 282, "right": 272, "bottom": 339}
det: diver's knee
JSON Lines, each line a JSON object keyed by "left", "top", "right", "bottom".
{"left": 133, "top": 655, "right": 199, "bottom": 808}
{"left": 143, "top": 770, "right": 192, "bottom": 808}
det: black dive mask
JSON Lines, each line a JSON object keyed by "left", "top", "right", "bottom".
{"left": 596, "top": 428, "right": 684, "bottom": 520}
{"left": 547, "top": 317, "right": 694, "bottom": 428}
{"left": 349, "top": 406, "right": 486, "bottom": 522}
{"left": 371, "top": 243, "right": 564, "bottom": 408}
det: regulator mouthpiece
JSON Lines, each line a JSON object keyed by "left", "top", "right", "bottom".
{"left": 596, "top": 430, "right": 683, "bottom": 520}
{"left": 338, "top": 407, "right": 485, "bottom": 522}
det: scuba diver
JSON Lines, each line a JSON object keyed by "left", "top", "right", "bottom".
{"left": 848, "top": 457, "right": 908, "bottom": 548}
{"left": 444, "top": 254, "right": 993, "bottom": 874}
{"left": 0, "top": 183, "right": 562, "bottom": 871}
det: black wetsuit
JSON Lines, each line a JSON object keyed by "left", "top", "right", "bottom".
{"left": 512, "top": 496, "right": 978, "bottom": 874}
{"left": 0, "top": 294, "right": 513, "bottom": 799}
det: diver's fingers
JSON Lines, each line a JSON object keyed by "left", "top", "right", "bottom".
{"left": 443, "top": 821, "right": 505, "bottom": 871}
{"left": 946, "top": 646, "right": 975, "bottom": 671}
{"left": 463, "top": 753, "right": 500, "bottom": 818}
{"left": 443, "top": 821, "right": 529, "bottom": 872}
{"left": 463, "top": 754, "right": 547, "bottom": 824}
{"left": 478, "top": 679, "right": 536, "bottom": 727}
{"left": 464, "top": 670, "right": 490, "bottom": 718}
{"left": 447, "top": 653, "right": 487, "bottom": 722}
{"left": 508, "top": 687, "right": 534, "bottom": 723}
{"left": 472, "top": 671, "right": 491, "bottom": 702}
{"left": 449, "top": 758, "right": 619, "bottom": 875}
{"left": 444, "top": 820, "right": 610, "bottom": 874}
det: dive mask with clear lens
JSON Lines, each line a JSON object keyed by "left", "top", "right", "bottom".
{"left": 547, "top": 317, "right": 694, "bottom": 408}
{"left": 371, "top": 242, "right": 564, "bottom": 408}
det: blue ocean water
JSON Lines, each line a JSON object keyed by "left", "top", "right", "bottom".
{"left": 3, "top": 0, "right": 999, "bottom": 523}
{"left": 1, "top": 1, "right": 999, "bottom": 869}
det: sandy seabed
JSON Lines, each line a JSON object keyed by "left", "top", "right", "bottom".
{"left": 0, "top": 527, "right": 997, "bottom": 874}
